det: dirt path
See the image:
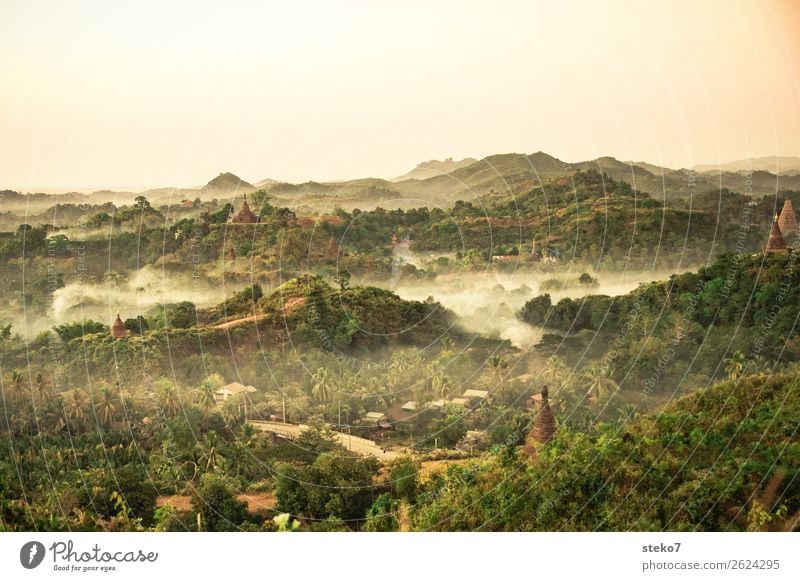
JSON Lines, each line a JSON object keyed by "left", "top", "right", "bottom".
{"left": 213, "top": 313, "right": 269, "bottom": 330}
{"left": 248, "top": 420, "right": 399, "bottom": 461}
{"left": 156, "top": 491, "right": 277, "bottom": 516}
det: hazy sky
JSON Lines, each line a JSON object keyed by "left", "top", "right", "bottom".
{"left": 1, "top": 0, "right": 799, "bottom": 191}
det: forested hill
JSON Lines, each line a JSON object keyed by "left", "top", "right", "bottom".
{"left": 408, "top": 371, "right": 800, "bottom": 531}
{"left": 513, "top": 250, "right": 800, "bottom": 413}
{"left": 408, "top": 169, "right": 774, "bottom": 265}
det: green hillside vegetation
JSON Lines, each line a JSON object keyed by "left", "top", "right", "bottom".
{"left": 514, "top": 251, "right": 800, "bottom": 431}
{"left": 407, "top": 371, "right": 799, "bottom": 531}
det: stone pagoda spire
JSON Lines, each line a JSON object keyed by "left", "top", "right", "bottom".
{"left": 524, "top": 386, "right": 557, "bottom": 458}
{"left": 765, "top": 214, "right": 788, "bottom": 254}
{"left": 778, "top": 199, "right": 798, "bottom": 237}
{"left": 531, "top": 385, "right": 557, "bottom": 444}
{"left": 111, "top": 314, "right": 128, "bottom": 339}
{"left": 231, "top": 194, "right": 258, "bottom": 223}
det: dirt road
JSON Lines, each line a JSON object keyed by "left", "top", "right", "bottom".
{"left": 248, "top": 420, "right": 399, "bottom": 460}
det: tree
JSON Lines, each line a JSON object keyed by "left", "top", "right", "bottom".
{"left": 542, "top": 355, "right": 568, "bottom": 386}
{"left": 62, "top": 389, "right": 88, "bottom": 429}
{"left": 311, "top": 368, "right": 332, "bottom": 405}
{"left": 389, "top": 458, "right": 418, "bottom": 502}
{"left": 581, "top": 363, "right": 620, "bottom": 408}
{"left": 123, "top": 316, "right": 149, "bottom": 335}
{"left": 197, "top": 432, "right": 224, "bottom": 472}
{"left": 53, "top": 320, "right": 108, "bottom": 342}
{"left": 274, "top": 453, "right": 379, "bottom": 522}
{"left": 0, "top": 324, "right": 12, "bottom": 345}
{"left": 334, "top": 268, "right": 351, "bottom": 291}
{"left": 432, "top": 374, "right": 451, "bottom": 404}
{"left": 197, "top": 373, "right": 224, "bottom": 412}
{"left": 134, "top": 195, "right": 151, "bottom": 210}
{"left": 487, "top": 355, "right": 508, "bottom": 391}
{"left": 95, "top": 386, "right": 118, "bottom": 429}
{"left": 724, "top": 351, "right": 745, "bottom": 381}
{"left": 156, "top": 379, "right": 180, "bottom": 419}
{"left": 191, "top": 473, "right": 248, "bottom": 531}
{"left": 33, "top": 372, "right": 49, "bottom": 402}
{"left": 7, "top": 370, "right": 26, "bottom": 406}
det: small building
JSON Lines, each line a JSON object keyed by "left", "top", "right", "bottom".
{"left": 765, "top": 216, "right": 788, "bottom": 254}
{"left": 111, "top": 314, "right": 128, "bottom": 339}
{"left": 449, "top": 397, "right": 468, "bottom": 407}
{"left": 456, "top": 430, "right": 489, "bottom": 452}
{"left": 364, "top": 411, "right": 391, "bottom": 429}
{"left": 491, "top": 255, "right": 518, "bottom": 264}
{"left": 462, "top": 389, "right": 489, "bottom": 400}
{"left": 778, "top": 199, "right": 798, "bottom": 237}
{"left": 364, "top": 411, "right": 387, "bottom": 423}
{"left": 214, "top": 381, "right": 257, "bottom": 404}
{"left": 231, "top": 195, "right": 258, "bottom": 224}
{"left": 401, "top": 401, "right": 418, "bottom": 411}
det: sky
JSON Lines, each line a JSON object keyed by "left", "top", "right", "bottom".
{"left": 1, "top": 0, "right": 799, "bottom": 191}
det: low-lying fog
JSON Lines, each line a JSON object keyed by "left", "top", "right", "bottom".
{"left": 383, "top": 246, "right": 685, "bottom": 349}
{"left": 8, "top": 266, "right": 251, "bottom": 338}
{"left": 6, "top": 248, "right": 686, "bottom": 349}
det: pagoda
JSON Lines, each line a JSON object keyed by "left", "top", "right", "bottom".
{"left": 531, "top": 386, "right": 557, "bottom": 444}
{"left": 111, "top": 314, "right": 128, "bottom": 339}
{"left": 231, "top": 194, "right": 258, "bottom": 224}
{"left": 524, "top": 386, "right": 556, "bottom": 458}
{"left": 778, "top": 199, "right": 798, "bottom": 237}
{"left": 765, "top": 215, "right": 787, "bottom": 254}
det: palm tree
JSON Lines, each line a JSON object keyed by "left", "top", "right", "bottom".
{"left": 0, "top": 323, "right": 12, "bottom": 345}
{"left": 487, "top": 355, "right": 508, "bottom": 389}
{"left": 95, "top": 386, "right": 118, "bottom": 429}
{"left": 221, "top": 398, "right": 244, "bottom": 428}
{"left": 581, "top": 363, "right": 620, "bottom": 407}
{"left": 311, "top": 367, "right": 332, "bottom": 404}
{"left": 63, "top": 389, "right": 88, "bottom": 429}
{"left": 439, "top": 336, "right": 454, "bottom": 353}
{"left": 197, "top": 432, "right": 224, "bottom": 472}
{"left": 432, "top": 374, "right": 451, "bottom": 402}
{"left": 157, "top": 380, "right": 180, "bottom": 419}
{"left": 724, "top": 351, "right": 746, "bottom": 381}
{"left": 7, "top": 370, "right": 26, "bottom": 405}
{"left": 33, "top": 372, "right": 49, "bottom": 402}
{"left": 197, "top": 374, "right": 223, "bottom": 412}
{"left": 542, "top": 356, "right": 568, "bottom": 385}
{"left": 617, "top": 403, "right": 638, "bottom": 423}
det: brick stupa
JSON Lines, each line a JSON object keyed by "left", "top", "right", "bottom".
{"left": 231, "top": 195, "right": 258, "bottom": 224}
{"left": 111, "top": 314, "right": 128, "bottom": 339}
{"left": 524, "top": 386, "right": 557, "bottom": 458}
{"left": 765, "top": 215, "right": 787, "bottom": 254}
{"left": 778, "top": 199, "right": 798, "bottom": 237}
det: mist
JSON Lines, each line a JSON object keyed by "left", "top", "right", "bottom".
{"left": 8, "top": 266, "right": 253, "bottom": 338}
{"left": 382, "top": 266, "right": 684, "bottom": 349}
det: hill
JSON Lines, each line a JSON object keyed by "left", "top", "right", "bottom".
{"left": 695, "top": 156, "right": 800, "bottom": 175}
{"left": 7, "top": 153, "right": 800, "bottom": 216}
{"left": 410, "top": 371, "right": 800, "bottom": 531}
{"left": 392, "top": 157, "right": 478, "bottom": 181}
{"left": 202, "top": 172, "right": 255, "bottom": 194}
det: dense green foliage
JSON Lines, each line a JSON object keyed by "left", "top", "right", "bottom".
{"left": 408, "top": 372, "right": 799, "bottom": 531}
{"left": 518, "top": 252, "right": 800, "bottom": 409}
